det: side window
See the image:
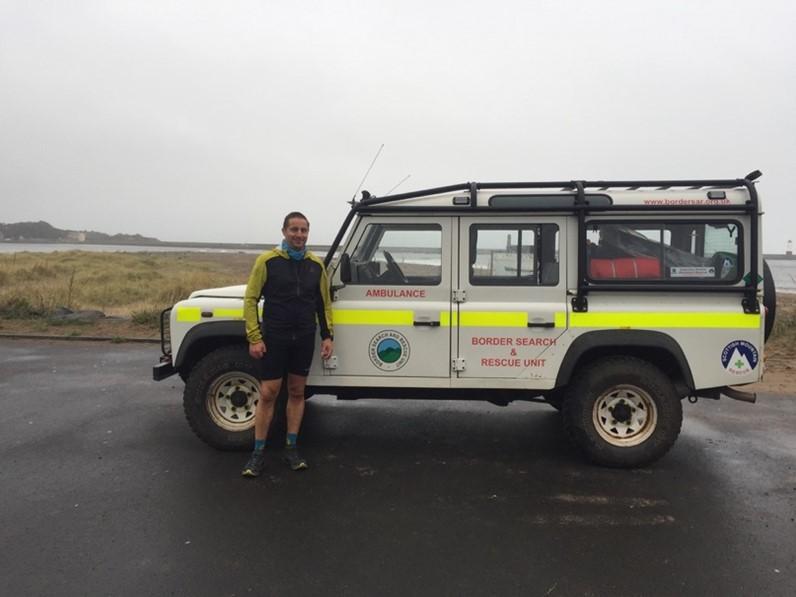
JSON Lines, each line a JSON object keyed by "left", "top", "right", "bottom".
{"left": 587, "top": 221, "right": 742, "bottom": 282}
{"left": 348, "top": 224, "right": 441, "bottom": 285}
{"left": 470, "top": 224, "right": 559, "bottom": 286}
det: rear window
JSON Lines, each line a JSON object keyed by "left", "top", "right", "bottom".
{"left": 586, "top": 221, "right": 742, "bottom": 283}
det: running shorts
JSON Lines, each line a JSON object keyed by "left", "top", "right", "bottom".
{"left": 257, "top": 332, "right": 316, "bottom": 380}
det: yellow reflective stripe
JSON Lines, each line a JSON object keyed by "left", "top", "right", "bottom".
{"left": 331, "top": 309, "right": 568, "bottom": 328}
{"left": 570, "top": 312, "right": 761, "bottom": 329}
{"left": 213, "top": 308, "right": 244, "bottom": 319}
{"left": 176, "top": 306, "right": 201, "bottom": 323}
{"left": 332, "top": 309, "right": 414, "bottom": 326}
{"left": 459, "top": 311, "right": 527, "bottom": 327}
{"left": 440, "top": 311, "right": 457, "bottom": 327}
{"left": 443, "top": 311, "right": 566, "bottom": 328}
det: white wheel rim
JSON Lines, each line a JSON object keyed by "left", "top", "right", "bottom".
{"left": 206, "top": 372, "right": 259, "bottom": 432}
{"left": 592, "top": 384, "right": 658, "bottom": 447}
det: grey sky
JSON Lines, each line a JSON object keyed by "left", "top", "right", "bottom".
{"left": 1, "top": 0, "right": 794, "bottom": 250}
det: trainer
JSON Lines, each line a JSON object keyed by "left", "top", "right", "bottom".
{"left": 241, "top": 211, "right": 333, "bottom": 477}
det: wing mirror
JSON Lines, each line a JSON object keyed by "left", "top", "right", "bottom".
{"left": 339, "top": 253, "right": 352, "bottom": 284}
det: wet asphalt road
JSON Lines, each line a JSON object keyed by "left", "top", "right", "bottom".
{"left": 1, "top": 339, "right": 794, "bottom": 597}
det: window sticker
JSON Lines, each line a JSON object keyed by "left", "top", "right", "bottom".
{"left": 670, "top": 266, "right": 716, "bottom": 278}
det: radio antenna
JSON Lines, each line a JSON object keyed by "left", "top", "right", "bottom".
{"left": 385, "top": 174, "right": 411, "bottom": 195}
{"left": 351, "top": 144, "right": 384, "bottom": 201}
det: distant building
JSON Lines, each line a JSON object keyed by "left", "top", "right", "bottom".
{"left": 66, "top": 231, "right": 86, "bottom": 242}
{"left": 787, "top": 240, "right": 793, "bottom": 256}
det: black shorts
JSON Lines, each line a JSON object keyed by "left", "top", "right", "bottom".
{"left": 257, "top": 332, "right": 316, "bottom": 380}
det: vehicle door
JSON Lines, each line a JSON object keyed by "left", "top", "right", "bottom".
{"left": 328, "top": 216, "right": 453, "bottom": 378}
{"left": 455, "top": 216, "right": 568, "bottom": 382}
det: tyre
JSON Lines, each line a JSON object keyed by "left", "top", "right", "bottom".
{"left": 763, "top": 259, "right": 776, "bottom": 342}
{"left": 182, "top": 345, "right": 286, "bottom": 451}
{"left": 562, "top": 356, "right": 682, "bottom": 468}
{"left": 542, "top": 389, "right": 564, "bottom": 411}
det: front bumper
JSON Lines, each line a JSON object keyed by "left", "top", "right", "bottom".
{"left": 153, "top": 357, "right": 176, "bottom": 381}
{"left": 153, "top": 306, "right": 176, "bottom": 381}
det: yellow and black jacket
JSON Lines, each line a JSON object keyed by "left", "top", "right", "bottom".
{"left": 243, "top": 248, "right": 333, "bottom": 344}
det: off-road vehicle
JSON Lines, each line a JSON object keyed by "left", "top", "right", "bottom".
{"left": 153, "top": 170, "right": 775, "bottom": 467}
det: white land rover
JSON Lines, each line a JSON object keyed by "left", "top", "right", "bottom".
{"left": 153, "top": 171, "right": 775, "bottom": 467}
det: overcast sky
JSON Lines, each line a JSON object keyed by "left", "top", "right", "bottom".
{"left": 1, "top": 0, "right": 794, "bottom": 250}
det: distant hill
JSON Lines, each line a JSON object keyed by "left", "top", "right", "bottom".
{"left": 0, "top": 221, "right": 160, "bottom": 244}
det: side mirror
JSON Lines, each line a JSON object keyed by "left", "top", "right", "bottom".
{"left": 339, "top": 253, "right": 352, "bottom": 284}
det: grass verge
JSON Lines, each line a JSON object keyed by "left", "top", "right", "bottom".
{"left": 0, "top": 250, "right": 254, "bottom": 337}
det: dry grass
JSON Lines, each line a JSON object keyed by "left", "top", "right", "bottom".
{"left": 0, "top": 251, "right": 255, "bottom": 333}
{"left": 764, "top": 292, "right": 796, "bottom": 367}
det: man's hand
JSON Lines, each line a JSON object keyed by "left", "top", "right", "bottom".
{"left": 249, "top": 341, "right": 266, "bottom": 359}
{"left": 320, "top": 338, "right": 334, "bottom": 360}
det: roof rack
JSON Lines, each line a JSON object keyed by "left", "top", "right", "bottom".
{"left": 359, "top": 171, "right": 761, "bottom": 206}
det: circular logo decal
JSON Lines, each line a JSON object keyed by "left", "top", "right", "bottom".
{"left": 721, "top": 340, "right": 759, "bottom": 376}
{"left": 369, "top": 330, "right": 410, "bottom": 371}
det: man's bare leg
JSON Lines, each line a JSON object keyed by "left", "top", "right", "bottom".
{"left": 283, "top": 373, "right": 309, "bottom": 470}
{"left": 242, "top": 378, "right": 282, "bottom": 477}
{"left": 285, "top": 373, "right": 307, "bottom": 435}
{"left": 254, "top": 378, "right": 283, "bottom": 440}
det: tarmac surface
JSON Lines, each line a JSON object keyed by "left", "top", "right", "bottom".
{"left": 1, "top": 339, "right": 795, "bottom": 597}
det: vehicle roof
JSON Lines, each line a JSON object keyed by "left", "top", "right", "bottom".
{"left": 356, "top": 175, "right": 758, "bottom": 211}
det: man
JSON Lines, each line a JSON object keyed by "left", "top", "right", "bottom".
{"left": 241, "top": 212, "right": 333, "bottom": 477}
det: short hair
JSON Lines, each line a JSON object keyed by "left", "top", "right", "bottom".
{"left": 283, "top": 211, "right": 309, "bottom": 229}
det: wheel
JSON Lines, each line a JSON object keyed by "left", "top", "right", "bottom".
{"left": 182, "top": 345, "right": 286, "bottom": 451}
{"left": 763, "top": 260, "right": 776, "bottom": 342}
{"left": 562, "top": 356, "right": 682, "bottom": 468}
{"left": 383, "top": 250, "right": 408, "bottom": 283}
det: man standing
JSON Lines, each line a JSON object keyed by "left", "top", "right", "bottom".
{"left": 241, "top": 212, "right": 333, "bottom": 477}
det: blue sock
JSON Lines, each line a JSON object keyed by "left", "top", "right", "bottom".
{"left": 254, "top": 439, "right": 266, "bottom": 452}
{"left": 286, "top": 433, "right": 298, "bottom": 447}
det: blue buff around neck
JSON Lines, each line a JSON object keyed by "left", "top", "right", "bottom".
{"left": 281, "top": 240, "right": 306, "bottom": 261}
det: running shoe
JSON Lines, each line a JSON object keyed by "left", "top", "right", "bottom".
{"left": 283, "top": 446, "right": 308, "bottom": 471}
{"left": 241, "top": 450, "right": 266, "bottom": 477}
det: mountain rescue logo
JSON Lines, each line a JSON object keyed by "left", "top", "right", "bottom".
{"left": 369, "top": 330, "right": 410, "bottom": 371}
{"left": 720, "top": 340, "right": 759, "bottom": 376}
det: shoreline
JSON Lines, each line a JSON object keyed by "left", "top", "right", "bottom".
{"left": 0, "top": 239, "right": 333, "bottom": 253}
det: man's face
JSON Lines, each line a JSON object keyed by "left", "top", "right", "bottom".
{"left": 283, "top": 217, "right": 309, "bottom": 251}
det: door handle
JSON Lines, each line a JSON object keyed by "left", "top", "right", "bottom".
{"left": 414, "top": 320, "right": 441, "bottom": 327}
{"left": 527, "top": 322, "right": 555, "bottom": 328}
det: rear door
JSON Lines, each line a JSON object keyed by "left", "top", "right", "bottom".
{"left": 455, "top": 216, "right": 568, "bottom": 382}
